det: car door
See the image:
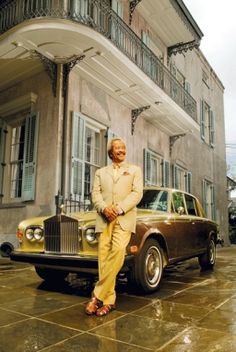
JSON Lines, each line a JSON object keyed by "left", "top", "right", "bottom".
{"left": 172, "top": 191, "right": 196, "bottom": 258}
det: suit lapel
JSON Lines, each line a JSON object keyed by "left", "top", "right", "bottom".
{"left": 116, "top": 163, "right": 129, "bottom": 182}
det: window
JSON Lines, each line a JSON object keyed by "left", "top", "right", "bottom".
{"left": 202, "top": 69, "right": 209, "bottom": 88}
{"left": 200, "top": 100, "right": 215, "bottom": 147}
{"left": 185, "top": 194, "right": 198, "bottom": 216}
{"left": 172, "top": 192, "right": 186, "bottom": 214}
{"left": 71, "top": 112, "right": 105, "bottom": 201}
{"left": 137, "top": 189, "right": 168, "bottom": 212}
{"left": 112, "top": 0, "right": 123, "bottom": 17}
{"left": 110, "top": 0, "right": 124, "bottom": 47}
{"left": 0, "top": 113, "right": 39, "bottom": 202}
{"left": 173, "top": 164, "right": 192, "bottom": 193}
{"left": 144, "top": 149, "right": 170, "bottom": 187}
{"left": 202, "top": 179, "right": 216, "bottom": 220}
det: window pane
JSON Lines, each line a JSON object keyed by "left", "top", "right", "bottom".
{"left": 137, "top": 190, "right": 168, "bottom": 211}
{"left": 10, "top": 124, "right": 25, "bottom": 199}
{"left": 172, "top": 192, "right": 185, "bottom": 213}
{"left": 185, "top": 194, "right": 197, "bottom": 216}
{"left": 84, "top": 163, "right": 98, "bottom": 197}
{"left": 10, "top": 162, "right": 23, "bottom": 198}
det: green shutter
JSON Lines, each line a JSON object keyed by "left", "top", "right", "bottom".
{"left": 22, "top": 113, "right": 39, "bottom": 201}
{"left": 210, "top": 110, "right": 215, "bottom": 147}
{"left": 163, "top": 160, "right": 170, "bottom": 187}
{"left": 211, "top": 185, "right": 216, "bottom": 221}
{"left": 173, "top": 164, "right": 178, "bottom": 189}
{"left": 71, "top": 112, "right": 85, "bottom": 197}
{"left": 0, "top": 119, "right": 7, "bottom": 196}
{"left": 112, "top": 0, "right": 123, "bottom": 17}
{"left": 200, "top": 99, "right": 205, "bottom": 140}
{"left": 185, "top": 81, "right": 191, "bottom": 94}
{"left": 185, "top": 172, "right": 192, "bottom": 193}
{"left": 144, "top": 149, "right": 151, "bottom": 186}
{"left": 202, "top": 179, "right": 207, "bottom": 217}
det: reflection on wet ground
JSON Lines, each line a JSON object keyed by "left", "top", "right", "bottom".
{"left": 1, "top": 246, "right": 236, "bottom": 351}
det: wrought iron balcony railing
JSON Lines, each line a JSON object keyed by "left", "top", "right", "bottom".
{"left": 0, "top": 0, "right": 197, "bottom": 121}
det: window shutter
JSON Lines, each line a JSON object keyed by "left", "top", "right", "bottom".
{"left": 185, "top": 172, "right": 192, "bottom": 193}
{"left": 22, "top": 113, "right": 39, "bottom": 201}
{"left": 172, "top": 164, "right": 178, "bottom": 189}
{"left": 163, "top": 160, "right": 170, "bottom": 187}
{"left": 0, "top": 120, "right": 7, "bottom": 196}
{"left": 185, "top": 81, "right": 191, "bottom": 94}
{"left": 211, "top": 185, "right": 216, "bottom": 221}
{"left": 202, "top": 179, "right": 207, "bottom": 216}
{"left": 112, "top": 0, "right": 123, "bottom": 17}
{"left": 71, "top": 112, "right": 85, "bottom": 197}
{"left": 144, "top": 149, "right": 151, "bottom": 185}
{"left": 200, "top": 99, "right": 205, "bottom": 140}
{"left": 210, "top": 110, "right": 215, "bottom": 147}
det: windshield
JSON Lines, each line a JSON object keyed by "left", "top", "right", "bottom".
{"left": 137, "top": 190, "right": 168, "bottom": 212}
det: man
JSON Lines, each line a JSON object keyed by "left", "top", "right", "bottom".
{"left": 85, "top": 138, "right": 143, "bottom": 316}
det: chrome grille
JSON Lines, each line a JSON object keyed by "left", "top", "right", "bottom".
{"left": 44, "top": 215, "right": 79, "bottom": 254}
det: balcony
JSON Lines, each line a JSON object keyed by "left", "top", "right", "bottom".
{"left": 0, "top": 0, "right": 198, "bottom": 132}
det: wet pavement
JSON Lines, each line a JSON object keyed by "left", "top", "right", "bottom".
{"left": 1, "top": 246, "right": 236, "bottom": 351}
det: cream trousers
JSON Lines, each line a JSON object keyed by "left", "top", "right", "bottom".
{"left": 93, "top": 219, "right": 131, "bottom": 305}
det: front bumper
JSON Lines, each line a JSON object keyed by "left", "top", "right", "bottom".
{"left": 10, "top": 251, "right": 134, "bottom": 273}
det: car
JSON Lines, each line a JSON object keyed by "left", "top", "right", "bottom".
{"left": 10, "top": 187, "right": 220, "bottom": 293}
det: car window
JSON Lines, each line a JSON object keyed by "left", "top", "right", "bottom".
{"left": 172, "top": 192, "right": 186, "bottom": 214}
{"left": 137, "top": 190, "right": 168, "bottom": 211}
{"left": 185, "top": 194, "right": 198, "bottom": 216}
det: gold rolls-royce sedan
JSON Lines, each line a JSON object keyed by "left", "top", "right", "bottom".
{"left": 10, "top": 187, "right": 221, "bottom": 293}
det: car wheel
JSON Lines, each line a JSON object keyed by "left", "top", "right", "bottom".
{"left": 35, "top": 266, "right": 68, "bottom": 282}
{"left": 130, "top": 238, "right": 163, "bottom": 293}
{"left": 198, "top": 238, "right": 216, "bottom": 270}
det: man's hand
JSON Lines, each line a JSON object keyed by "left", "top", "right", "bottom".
{"left": 103, "top": 206, "right": 118, "bottom": 222}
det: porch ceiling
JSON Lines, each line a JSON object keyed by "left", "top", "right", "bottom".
{"left": 137, "top": 0, "right": 203, "bottom": 47}
{"left": 0, "top": 19, "right": 199, "bottom": 136}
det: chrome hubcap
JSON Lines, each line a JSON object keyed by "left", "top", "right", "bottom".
{"left": 145, "top": 246, "right": 162, "bottom": 286}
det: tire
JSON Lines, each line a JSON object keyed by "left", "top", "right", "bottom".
{"left": 35, "top": 266, "right": 68, "bottom": 282}
{"left": 198, "top": 238, "right": 216, "bottom": 270}
{"left": 130, "top": 238, "right": 163, "bottom": 293}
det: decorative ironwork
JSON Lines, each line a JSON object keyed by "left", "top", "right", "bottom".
{"left": 31, "top": 50, "right": 57, "bottom": 97}
{"left": 129, "top": 0, "right": 142, "bottom": 24}
{"left": 131, "top": 105, "right": 150, "bottom": 135}
{"left": 0, "top": 0, "right": 197, "bottom": 120}
{"left": 62, "top": 55, "right": 85, "bottom": 96}
{"left": 55, "top": 191, "right": 92, "bottom": 214}
{"left": 168, "top": 39, "right": 200, "bottom": 57}
{"left": 169, "top": 133, "right": 186, "bottom": 156}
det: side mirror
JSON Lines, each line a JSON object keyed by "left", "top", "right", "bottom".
{"left": 177, "top": 206, "right": 185, "bottom": 215}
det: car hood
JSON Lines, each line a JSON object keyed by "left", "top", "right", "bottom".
{"left": 18, "top": 208, "right": 168, "bottom": 229}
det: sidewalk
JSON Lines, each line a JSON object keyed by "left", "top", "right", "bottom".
{"left": 1, "top": 246, "right": 236, "bottom": 351}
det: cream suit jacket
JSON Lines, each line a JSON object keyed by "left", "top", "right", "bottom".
{"left": 92, "top": 163, "right": 143, "bottom": 233}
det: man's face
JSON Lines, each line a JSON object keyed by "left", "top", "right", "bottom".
{"left": 111, "top": 140, "right": 126, "bottom": 163}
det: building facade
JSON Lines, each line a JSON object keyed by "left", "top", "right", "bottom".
{"left": 0, "top": 0, "right": 229, "bottom": 254}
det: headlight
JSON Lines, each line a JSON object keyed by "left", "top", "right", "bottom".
{"left": 26, "top": 228, "right": 35, "bottom": 241}
{"left": 25, "top": 227, "right": 44, "bottom": 242}
{"left": 85, "top": 228, "right": 97, "bottom": 244}
{"left": 34, "top": 228, "right": 43, "bottom": 241}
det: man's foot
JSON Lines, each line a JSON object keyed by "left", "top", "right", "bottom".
{"left": 96, "top": 304, "right": 116, "bottom": 317}
{"left": 85, "top": 296, "right": 103, "bottom": 315}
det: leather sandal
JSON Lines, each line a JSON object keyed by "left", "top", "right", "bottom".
{"left": 85, "top": 296, "right": 103, "bottom": 315}
{"left": 96, "top": 304, "right": 115, "bottom": 317}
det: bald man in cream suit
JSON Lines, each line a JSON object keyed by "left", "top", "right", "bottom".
{"left": 85, "top": 138, "right": 143, "bottom": 316}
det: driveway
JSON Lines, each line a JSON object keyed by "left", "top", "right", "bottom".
{"left": 1, "top": 246, "right": 236, "bottom": 351}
